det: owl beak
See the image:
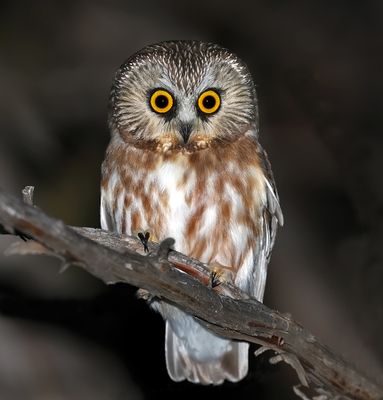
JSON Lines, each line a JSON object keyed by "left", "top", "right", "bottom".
{"left": 179, "top": 122, "right": 193, "bottom": 143}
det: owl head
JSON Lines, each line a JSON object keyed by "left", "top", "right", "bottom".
{"left": 109, "top": 41, "right": 258, "bottom": 152}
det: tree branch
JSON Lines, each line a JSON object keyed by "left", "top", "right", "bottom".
{"left": 0, "top": 187, "right": 381, "bottom": 400}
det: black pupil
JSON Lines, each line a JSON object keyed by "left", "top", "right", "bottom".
{"left": 155, "top": 95, "right": 168, "bottom": 109}
{"left": 203, "top": 95, "right": 216, "bottom": 109}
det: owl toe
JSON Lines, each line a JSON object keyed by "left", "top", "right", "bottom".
{"left": 209, "top": 262, "right": 235, "bottom": 289}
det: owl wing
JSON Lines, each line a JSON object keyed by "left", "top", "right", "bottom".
{"left": 100, "top": 188, "right": 116, "bottom": 231}
{"left": 260, "top": 145, "right": 284, "bottom": 255}
{"left": 251, "top": 145, "right": 283, "bottom": 301}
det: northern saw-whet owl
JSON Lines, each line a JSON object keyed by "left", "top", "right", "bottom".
{"left": 101, "top": 40, "right": 283, "bottom": 385}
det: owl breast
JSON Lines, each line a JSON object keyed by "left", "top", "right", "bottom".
{"left": 101, "top": 135, "right": 268, "bottom": 287}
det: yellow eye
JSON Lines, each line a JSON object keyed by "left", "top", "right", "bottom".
{"left": 149, "top": 89, "right": 174, "bottom": 114}
{"left": 197, "top": 89, "right": 221, "bottom": 114}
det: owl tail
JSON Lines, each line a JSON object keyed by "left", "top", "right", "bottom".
{"left": 165, "top": 322, "right": 249, "bottom": 385}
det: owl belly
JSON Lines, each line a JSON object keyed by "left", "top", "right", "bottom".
{"left": 102, "top": 152, "right": 266, "bottom": 297}
{"left": 116, "top": 157, "right": 264, "bottom": 294}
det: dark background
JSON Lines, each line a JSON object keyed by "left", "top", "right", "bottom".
{"left": 0, "top": 1, "right": 382, "bottom": 399}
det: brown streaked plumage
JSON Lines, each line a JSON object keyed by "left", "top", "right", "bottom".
{"left": 101, "top": 40, "right": 283, "bottom": 385}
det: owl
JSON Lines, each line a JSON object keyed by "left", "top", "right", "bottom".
{"left": 100, "top": 41, "right": 283, "bottom": 385}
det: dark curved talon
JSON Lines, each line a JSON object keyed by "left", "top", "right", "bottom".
{"left": 210, "top": 271, "right": 221, "bottom": 288}
{"left": 15, "top": 229, "right": 32, "bottom": 242}
{"left": 0, "top": 224, "right": 32, "bottom": 241}
{"left": 138, "top": 231, "right": 150, "bottom": 253}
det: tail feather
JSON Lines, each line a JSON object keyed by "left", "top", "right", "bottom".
{"left": 165, "top": 322, "right": 248, "bottom": 385}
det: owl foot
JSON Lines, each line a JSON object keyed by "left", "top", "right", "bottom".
{"left": 210, "top": 270, "right": 221, "bottom": 288}
{"left": 209, "top": 262, "right": 235, "bottom": 289}
{"left": 136, "top": 288, "right": 155, "bottom": 302}
{"left": 0, "top": 224, "right": 32, "bottom": 241}
{"left": 16, "top": 229, "right": 32, "bottom": 242}
{"left": 137, "top": 231, "right": 150, "bottom": 253}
